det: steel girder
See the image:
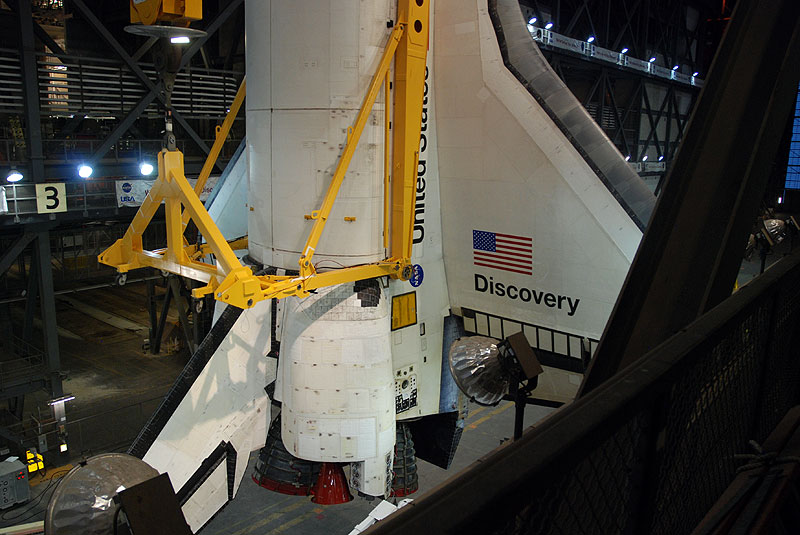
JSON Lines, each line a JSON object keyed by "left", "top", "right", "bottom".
{"left": 68, "top": 0, "right": 244, "bottom": 169}
{"left": 580, "top": 0, "right": 800, "bottom": 394}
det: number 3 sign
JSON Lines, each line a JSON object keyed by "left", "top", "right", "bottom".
{"left": 35, "top": 183, "right": 67, "bottom": 214}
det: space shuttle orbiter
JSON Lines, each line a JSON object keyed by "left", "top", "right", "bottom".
{"left": 98, "top": 0, "right": 653, "bottom": 531}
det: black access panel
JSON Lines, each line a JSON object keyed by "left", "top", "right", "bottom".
{"left": 117, "top": 473, "right": 193, "bottom": 535}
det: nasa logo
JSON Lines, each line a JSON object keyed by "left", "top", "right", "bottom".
{"left": 122, "top": 182, "right": 132, "bottom": 193}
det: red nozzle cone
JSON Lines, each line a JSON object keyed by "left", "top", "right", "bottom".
{"left": 311, "top": 462, "right": 353, "bottom": 504}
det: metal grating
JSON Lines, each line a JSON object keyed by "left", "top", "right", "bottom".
{"left": 494, "top": 412, "right": 647, "bottom": 535}
{"left": 648, "top": 302, "right": 772, "bottom": 534}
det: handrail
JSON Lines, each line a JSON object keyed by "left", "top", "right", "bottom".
{"left": 0, "top": 174, "right": 228, "bottom": 219}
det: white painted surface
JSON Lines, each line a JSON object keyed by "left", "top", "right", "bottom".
{"left": 279, "top": 283, "right": 394, "bottom": 497}
{"left": 434, "top": 0, "right": 642, "bottom": 341}
{"left": 142, "top": 300, "right": 276, "bottom": 532}
{"left": 207, "top": 145, "right": 249, "bottom": 240}
{"left": 246, "top": 0, "right": 395, "bottom": 269}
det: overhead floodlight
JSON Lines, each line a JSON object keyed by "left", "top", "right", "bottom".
{"left": 545, "top": 22, "right": 553, "bottom": 29}
{"left": 78, "top": 164, "right": 93, "bottom": 179}
{"left": 621, "top": 47, "right": 629, "bottom": 54}
{"left": 139, "top": 162, "right": 154, "bottom": 176}
{"left": 528, "top": 16, "right": 537, "bottom": 24}
{"left": 125, "top": 24, "right": 206, "bottom": 39}
{"left": 672, "top": 65, "right": 679, "bottom": 70}
{"left": 170, "top": 35, "right": 190, "bottom": 44}
{"left": 48, "top": 394, "right": 75, "bottom": 406}
{"left": 693, "top": 71, "right": 699, "bottom": 77}
{"left": 658, "top": 155, "right": 664, "bottom": 161}
{"left": 587, "top": 36, "right": 595, "bottom": 43}
{"left": 78, "top": 164, "right": 93, "bottom": 178}
{"left": 649, "top": 56, "right": 657, "bottom": 63}
{"left": 448, "top": 332, "right": 542, "bottom": 407}
{"left": 6, "top": 169, "right": 22, "bottom": 183}
{"left": 625, "top": 155, "right": 631, "bottom": 161}
{"left": 642, "top": 155, "right": 649, "bottom": 161}
{"left": 778, "top": 196, "right": 784, "bottom": 204}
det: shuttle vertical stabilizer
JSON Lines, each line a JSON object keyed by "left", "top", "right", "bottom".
{"left": 433, "top": 0, "right": 653, "bottom": 363}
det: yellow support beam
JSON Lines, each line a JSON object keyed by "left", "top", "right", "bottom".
{"left": 383, "top": 69, "right": 392, "bottom": 250}
{"left": 297, "top": 23, "right": 404, "bottom": 278}
{"left": 100, "top": 149, "right": 261, "bottom": 308}
{"left": 391, "top": 0, "right": 429, "bottom": 261}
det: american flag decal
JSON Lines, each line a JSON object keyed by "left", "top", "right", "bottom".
{"left": 473, "top": 230, "right": 533, "bottom": 275}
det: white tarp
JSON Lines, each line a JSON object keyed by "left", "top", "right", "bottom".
{"left": 0, "top": 186, "right": 7, "bottom": 214}
{"left": 115, "top": 176, "right": 219, "bottom": 208}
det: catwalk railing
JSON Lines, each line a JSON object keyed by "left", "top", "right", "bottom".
{"left": 0, "top": 337, "right": 46, "bottom": 392}
{"left": 368, "top": 248, "right": 800, "bottom": 535}
{"left": 3, "top": 396, "right": 163, "bottom": 458}
{"left": 0, "top": 169, "right": 235, "bottom": 221}
{"left": 0, "top": 137, "right": 241, "bottom": 167}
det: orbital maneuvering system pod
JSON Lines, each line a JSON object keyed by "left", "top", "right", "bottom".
{"left": 97, "top": 0, "right": 653, "bottom": 531}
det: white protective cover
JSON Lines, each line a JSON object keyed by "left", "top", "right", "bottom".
{"left": 142, "top": 300, "right": 276, "bottom": 532}
{"left": 279, "top": 283, "right": 395, "bottom": 497}
{"left": 246, "top": 0, "right": 395, "bottom": 270}
{"left": 435, "top": 0, "right": 642, "bottom": 343}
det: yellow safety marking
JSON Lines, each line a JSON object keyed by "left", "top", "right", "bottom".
{"left": 268, "top": 511, "right": 318, "bottom": 534}
{"left": 465, "top": 402, "right": 514, "bottom": 431}
{"left": 230, "top": 501, "right": 308, "bottom": 535}
{"left": 223, "top": 498, "right": 296, "bottom": 533}
{"left": 221, "top": 496, "right": 290, "bottom": 534}
{"left": 465, "top": 404, "right": 490, "bottom": 421}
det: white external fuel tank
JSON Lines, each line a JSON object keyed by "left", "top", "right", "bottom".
{"left": 246, "top": 0, "right": 395, "bottom": 270}
{"left": 245, "top": 0, "right": 400, "bottom": 498}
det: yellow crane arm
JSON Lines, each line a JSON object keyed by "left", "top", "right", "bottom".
{"left": 100, "top": 0, "right": 431, "bottom": 309}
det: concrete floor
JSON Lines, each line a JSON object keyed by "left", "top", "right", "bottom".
{"left": 200, "top": 401, "right": 554, "bottom": 535}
